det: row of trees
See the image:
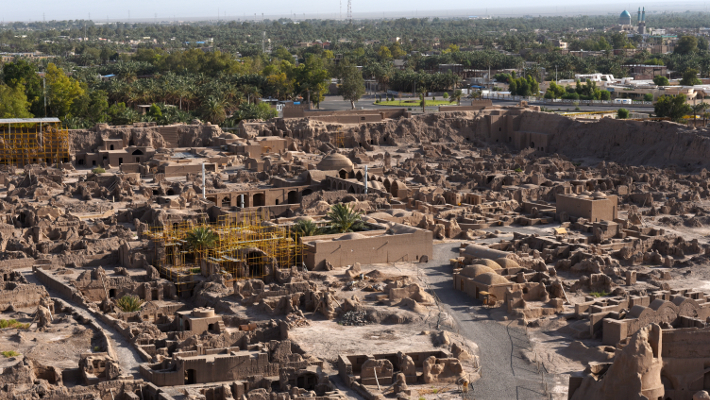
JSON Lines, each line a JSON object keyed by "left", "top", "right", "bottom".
{"left": 544, "top": 79, "right": 611, "bottom": 101}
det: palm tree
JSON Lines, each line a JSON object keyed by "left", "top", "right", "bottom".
{"left": 326, "top": 203, "right": 365, "bottom": 233}
{"left": 242, "top": 85, "right": 261, "bottom": 104}
{"left": 186, "top": 226, "right": 219, "bottom": 262}
{"left": 293, "top": 219, "right": 320, "bottom": 237}
{"left": 419, "top": 91, "right": 427, "bottom": 113}
{"left": 201, "top": 96, "right": 228, "bottom": 124}
{"left": 450, "top": 89, "right": 463, "bottom": 105}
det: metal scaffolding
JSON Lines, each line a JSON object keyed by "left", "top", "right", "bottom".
{"left": 0, "top": 118, "right": 70, "bottom": 166}
{"left": 145, "top": 212, "right": 303, "bottom": 294}
{"left": 331, "top": 128, "right": 346, "bottom": 148}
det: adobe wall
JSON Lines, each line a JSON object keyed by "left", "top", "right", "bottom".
{"left": 162, "top": 163, "right": 216, "bottom": 178}
{"left": 303, "top": 229, "right": 433, "bottom": 270}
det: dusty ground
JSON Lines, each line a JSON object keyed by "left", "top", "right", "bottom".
{"left": 0, "top": 310, "right": 93, "bottom": 370}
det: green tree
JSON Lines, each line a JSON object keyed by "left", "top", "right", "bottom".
{"left": 617, "top": 108, "right": 629, "bottom": 119}
{"left": 544, "top": 81, "right": 566, "bottom": 99}
{"left": 643, "top": 93, "right": 654, "bottom": 102}
{"left": 449, "top": 89, "right": 463, "bottom": 105}
{"left": 108, "top": 102, "right": 140, "bottom": 125}
{"left": 272, "top": 46, "right": 292, "bottom": 61}
{"left": 654, "top": 94, "right": 692, "bottom": 122}
{"left": 338, "top": 64, "right": 366, "bottom": 109}
{"left": 326, "top": 203, "right": 365, "bottom": 233}
{"left": 293, "top": 219, "right": 320, "bottom": 237}
{"left": 2, "top": 60, "right": 43, "bottom": 116}
{"left": 148, "top": 104, "right": 163, "bottom": 119}
{"left": 45, "top": 63, "right": 85, "bottom": 118}
{"left": 186, "top": 226, "right": 219, "bottom": 261}
{"left": 675, "top": 36, "right": 699, "bottom": 55}
{"left": 116, "top": 295, "right": 143, "bottom": 312}
{"left": 200, "top": 96, "right": 228, "bottom": 124}
{"left": 0, "top": 84, "right": 33, "bottom": 118}
{"left": 377, "top": 45, "right": 393, "bottom": 60}
{"left": 653, "top": 76, "right": 670, "bottom": 86}
{"left": 70, "top": 89, "right": 109, "bottom": 125}
{"left": 390, "top": 42, "right": 406, "bottom": 58}
{"left": 681, "top": 69, "right": 701, "bottom": 86}
{"left": 292, "top": 54, "right": 330, "bottom": 108}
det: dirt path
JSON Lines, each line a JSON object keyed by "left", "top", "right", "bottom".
{"left": 21, "top": 269, "right": 143, "bottom": 378}
{"left": 417, "top": 243, "right": 549, "bottom": 400}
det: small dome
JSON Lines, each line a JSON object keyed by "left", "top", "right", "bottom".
{"left": 335, "top": 233, "right": 366, "bottom": 240}
{"left": 472, "top": 259, "right": 502, "bottom": 270}
{"left": 495, "top": 258, "right": 520, "bottom": 269}
{"left": 317, "top": 153, "right": 353, "bottom": 171}
{"left": 221, "top": 133, "right": 237, "bottom": 139}
{"left": 474, "top": 272, "right": 510, "bottom": 285}
{"left": 460, "top": 265, "right": 495, "bottom": 278}
{"left": 593, "top": 191, "right": 607, "bottom": 199}
{"left": 620, "top": 10, "right": 631, "bottom": 17}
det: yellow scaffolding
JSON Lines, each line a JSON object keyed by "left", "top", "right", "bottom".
{"left": 0, "top": 118, "right": 70, "bottom": 166}
{"left": 145, "top": 212, "right": 303, "bottom": 294}
{"left": 331, "top": 128, "right": 346, "bottom": 148}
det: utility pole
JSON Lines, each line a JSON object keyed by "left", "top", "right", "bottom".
{"left": 202, "top": 163, "right": 206, "bottom": 199}
{"left": 364, "top": 165, "right": 368, "bottom": 194}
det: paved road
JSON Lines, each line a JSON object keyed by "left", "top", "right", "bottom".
{"left": 418, "top": 243, "right": 548, "bottom": 400}
{"left": 317, "top": 96, "right": 654, "bottom": 115}
{"left": 21, "top": 269, "right": 144, "bottom": 378}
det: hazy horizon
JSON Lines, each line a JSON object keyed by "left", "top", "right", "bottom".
{"left": 3, "top": 0, "right": 710, "bottom": 24}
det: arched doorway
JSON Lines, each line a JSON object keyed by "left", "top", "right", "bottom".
{"left": 339, "top": 169, "right": 348, "bottom": 179}
{"left": 287, "top": 191, "right": 299, "bottom": 204}
{"left": 253, "top": 193, "right": 265, "bottom": 207}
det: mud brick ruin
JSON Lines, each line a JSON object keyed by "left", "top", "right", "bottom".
{"left": 7, "top": 102, "right": 710, "bottom": 399}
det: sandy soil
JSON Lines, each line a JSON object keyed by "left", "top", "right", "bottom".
{"left": 0, "top": 311, "right": 93, "bottom": 370}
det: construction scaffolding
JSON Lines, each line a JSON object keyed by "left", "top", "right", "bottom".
{"left": 0, "top": 118, "right": 70, "bottom": 166}
{"left": 331, "top": 128, "right": 346, "bottom": 148}
{"left": 145, "top": 211, "right": 303, "bottom": 295}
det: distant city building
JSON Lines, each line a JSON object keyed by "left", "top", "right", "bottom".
{"left": 619, "top": 10, "right": 632, "bottom": 26}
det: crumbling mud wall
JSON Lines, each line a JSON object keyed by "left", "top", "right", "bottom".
{"left": 520, "top": 112, "right": 710, "bottom": 168}
{"left": 69, "top": 122, "right": 224, "bottom": 153}
{"left": 249, "top": 109, "right": 710, "bottom": 169}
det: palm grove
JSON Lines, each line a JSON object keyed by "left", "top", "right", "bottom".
{"left": 4, "top": 14, "right": 710, "bottom": 126}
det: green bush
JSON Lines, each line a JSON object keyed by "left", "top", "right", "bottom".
{"left": 590, "top": 291, "right": 608, "bottom": 298}
{"left": 0, "top": 319, "right": 30, "bottom": 329}
{"left": 617, "top": 108, "right": 630, "bottom": 119}
{"left": 92, "top": 167, "right": 106, "bottom": 174}
{"left": 116, "top": 295, "right": 143, "bottom": 312}
{"left": 514, "top": 168, "right": 523, "bottom": 172}
{"left": 1, "top": 350, "right": 20, "bottom": 358}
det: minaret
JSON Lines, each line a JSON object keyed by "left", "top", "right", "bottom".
{"left": 638, "top": 7, "right": 647, "bottom": 34}
{"left": 638, "top": 8, "right": 641, "bottom": 23}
